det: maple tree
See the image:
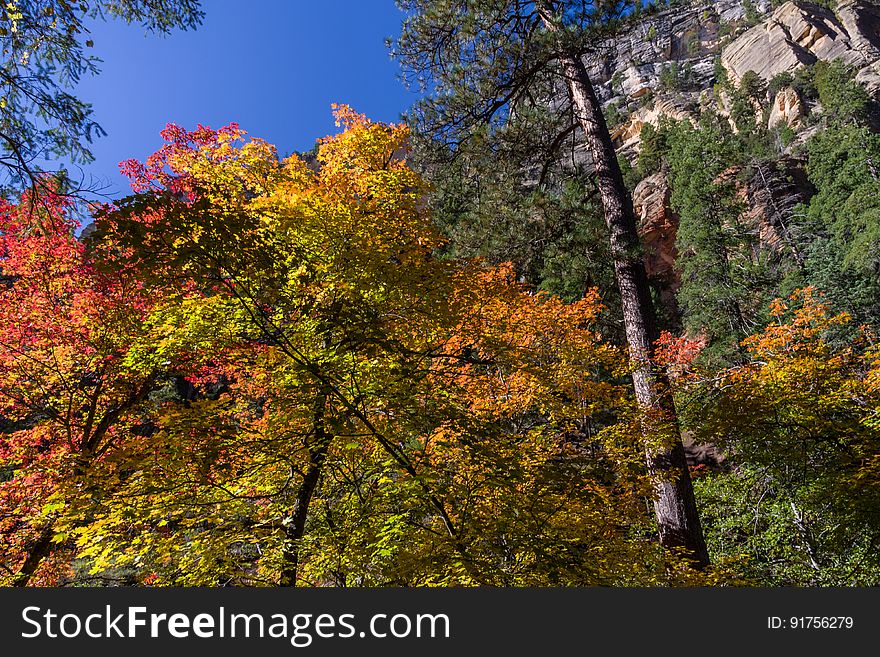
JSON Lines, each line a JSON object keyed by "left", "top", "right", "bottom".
{"left": 64, "top": 108, "right": 706, "bottom": 586}
{"left": 87, "top": 108, "right": 459, "bottom": 585}
{"left": 673, "top": 289, "right": 880, "bottom": 583}
{"left": 0, "top": 184, "right": 185, "bottom": 585}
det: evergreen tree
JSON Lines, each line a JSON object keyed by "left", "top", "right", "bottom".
{"left": 395, "top": 0, "right": 709, "bottom": 565}
{"left": 666, "top": 115, "right": 777, "bottom": 364}
{"left": 796, "top": 60, "right": 880, "bottom": 328}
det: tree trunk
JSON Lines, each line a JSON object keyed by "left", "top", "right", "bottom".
{"left": 280, "top": 392, "right": 331, "bottom": 586}
{"left": 12, "top": 525, "right": 55, "bottom": 587}
{"left": 537, "top": 4, "right": 709, "bottom": 566}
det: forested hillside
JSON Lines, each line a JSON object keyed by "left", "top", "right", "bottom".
{"left": 1, "top": 0, "right": 879, "bottom": 587}
{"left": 397, "top": 0, "right": 880, "bottom": 585}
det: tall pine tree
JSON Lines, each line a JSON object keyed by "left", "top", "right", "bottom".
{"left": 395, "top": 0, "right": 708, "bottom": 564}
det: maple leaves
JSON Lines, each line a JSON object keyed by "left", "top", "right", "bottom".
{"left": 0, "top": 183, "right": 170, "bottom": 585}
{"left": 0, "top": 107, "right": 696, "bottom": 586}
{"left": 13, "top": 108, "right": 870, "bottom": 588}
{"left": 2, "top": 108, "right": 778, "bottom": 587}
{"left": 669, "top": 288, "right": 880, "bottom": 582}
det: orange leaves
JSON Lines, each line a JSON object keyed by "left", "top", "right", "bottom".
{"left": 718, "top": 289, "right": 869, "bottom": 425}
{"left": 681, "top": 288, "right": 880, "bottom": 490}
{"left": 309, "top": 105, "right": 439, "bottom": 264}
{"left": 322, "top": 103, "right": 411, "bottom": 176}
{"left": 744, "top": 287, "right": 852, "bottom": 360}
{"left": 439, "top": 262, "right": 624, "bottom": 425}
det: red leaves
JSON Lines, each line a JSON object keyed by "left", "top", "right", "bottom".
{"left": 653, "top": 331, "right": 705, "bottom": 375}
{"left": 0, "top": 187, "right": 172, "bottom": 585}
{"left": 120, "top": 121, "right": 245, "bottom": 199}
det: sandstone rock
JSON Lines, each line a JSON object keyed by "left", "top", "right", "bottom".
{"left": 592, "top": 0, "right": 764, "bottom": 99}
{"left": 633, "top": 171, "right": 681, "bottom": 312}
{"left": 611, "top": 99, "right": 696, "bottom": 151}
{"left": 744, "top": 157, "right": 814, "bottom": 264}
{"left": 567, "top": 1, "right": 880, "bottom": 178}
{"left": 630, "top": 159, "right": 812, "bottom": 310}
{"left": 767, "top": 86, "right": 804, "bottom": 129}
{"left": 837, "top": 0, "right": 880, "bottom": 57}
{"left": 721, "top": 0, "right": 880, "bottom": 86}
{"left": 855, "top": 59, "right": 880, "bottom": 94}
{"left": 618, "top": 63, "right": 661, "bottom": 99}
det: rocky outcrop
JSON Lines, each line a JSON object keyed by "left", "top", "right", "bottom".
{"left": 767, "top": 86, "right": 805, "bottom": 128}
{"left": 589, "top": 0, "right": 880, "bottom": 158}
{"left": 593, "top": 1, "right": 769, "bottom": 114}
{"left": 721, "top": 0, "right": 880, "bottom": 92}
{"left": 744, "top": 157, "right": 814, "bottom": 265}
{"left": 591, "top": 0, "right": 771, "bottom": 90}
{"left": 592, "top": 1, "right": 773, "bottom": 155}
{"left": 633, "top": 171, "right": 681, "bottom": 315}
{"left": 629, "top": 159, "right": 813, "bottom": 318}
{"left": 562, "top": 0, "right": 873, "bottom": 277}
{"left": 634, "top": 171, "right": 679, "bottom": 280}
{"left": 611, "top": 98, "right": 696, "bottom": 151}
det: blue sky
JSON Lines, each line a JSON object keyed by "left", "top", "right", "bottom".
{"left": 74, "top": 1, "right": 416, "bottom": 198}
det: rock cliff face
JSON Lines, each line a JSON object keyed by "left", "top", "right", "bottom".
{"left": 721, "top": 0, "right": 880, "bottom": 91}
{"left": 581, "top": 0, "right": 878, "bottom": 304}
{"left": 592, "top": 0, "right": 879, "bottom": 152}
{"left": 632, "top": 171, "right": 681, "bottom": 319}
{"left": 743, "top": 157, "right": 814, "bottom": 265}
{"left": 767, "top": 86, "right": 805, "bottom": 128}
{"left": 629, "top": 158, "right": 813, "bottom": 314}
{"left": 610, "top": 98, "right": 696, "bottom": 151}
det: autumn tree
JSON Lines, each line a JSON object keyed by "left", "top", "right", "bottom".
{"left": 679, "top": 289, "right": 880, "bottom": 584}
{"left": 78, "top": 261, "right": 692, "bottom": 586}
{"left": 84, "top": 111, "right": 469, "bottom": 585}
{"left": 0, "top": 184, "right": 190, "bottom": 585}
{"left": 75, "top": 109, "right": 706, "bottom": 586}
{"left": 394, "top": 0, "right": 708, "bottom": 564}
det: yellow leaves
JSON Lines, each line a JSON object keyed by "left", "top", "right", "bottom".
{"left": 683, "top": 288, "right": 880, "bottom": 509}
{"left": 40, "top": 501, "right": 65, "bottom": 516}
{"left": 5, "top": 1, "right": 22, "bottom": 26}
{"left": 45, "top": 107, "right": 683, "bottom": 586}
{"left": 440, "top": 261, "right": 627, "bottom": 429}
{"left": 124, "top": 294, "right": 244, "bottom": 372}
{"left": 864, "top": 346, "right": 880, "bottom": 396}
{"left": 723, "top": 292, "right": 875, "bottom": 434}
{"left": 318, "top": 106, "right": 421, "bottom": 218}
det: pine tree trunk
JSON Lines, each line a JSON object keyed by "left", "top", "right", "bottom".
{"left": 537, "top": 4, "right": 709, "bottom": 566}
{"left": 280, "top": 393, "right": 331, "bottom": 586}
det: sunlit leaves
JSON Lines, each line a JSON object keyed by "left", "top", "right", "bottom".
{"left": 70, "top": 108, "right": 694, "bottom": 586}
{"left": 0, "top": 182, "right": 172, "bottom": 585}
{"left": 679, "top": 289, "right": 880, "bottom": 584}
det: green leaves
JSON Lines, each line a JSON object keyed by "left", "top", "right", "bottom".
{"left": 0, "top": 1, "right": 203, "bottom": 191}
{"left": 680, "top": 290, "right": 880, "bottom": 584}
